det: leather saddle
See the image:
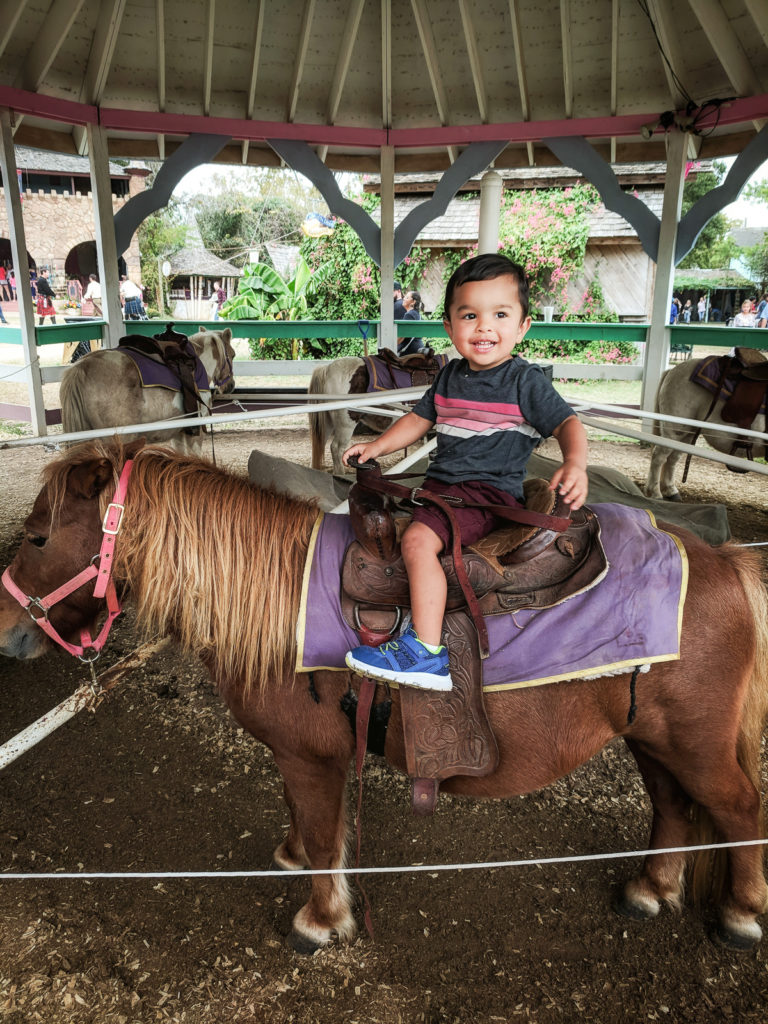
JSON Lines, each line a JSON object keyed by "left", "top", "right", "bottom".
{"left": 118, "top": 324, "right": 206, "bottom": 435}
{"left": 341, "top": 469, "right": 607, "bottom": 814}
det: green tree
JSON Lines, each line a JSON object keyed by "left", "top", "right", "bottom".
{"left": 186, "top": 168, "right": 327, "bottom": 267}
{"left": 137, "top": 197, "right": 188, "bottom": 316}
{"left": 677, "top": 161, "right": 738, "bottom": 269}
{"left": 300, "top": 193, "right": 431, "bottom": 321}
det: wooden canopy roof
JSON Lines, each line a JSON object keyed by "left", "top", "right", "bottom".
{"left": 1, "top": 0, "right": 768, "bottom": 171}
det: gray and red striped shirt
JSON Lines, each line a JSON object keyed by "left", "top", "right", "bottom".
{"left": 411, "top": 356, "right": 575, "bottom": 500}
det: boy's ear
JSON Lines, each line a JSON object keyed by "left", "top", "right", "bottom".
{"left": 443, "top": 317, "right": 453, "bottom": 340}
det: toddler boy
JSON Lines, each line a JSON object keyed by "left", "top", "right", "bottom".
{"left": 344, "top": 253, "right": 588, "bottom": 690}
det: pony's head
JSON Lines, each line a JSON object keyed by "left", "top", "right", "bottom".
{"left": 0, "top": 440, "right": 139, "bottom": 659}
{"left": 190, "top": 327, "right": 236, "bottom": 395}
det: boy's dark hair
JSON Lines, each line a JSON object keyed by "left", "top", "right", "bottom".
{"left": 443, "top": 253, "right": 529, "bottom": 321}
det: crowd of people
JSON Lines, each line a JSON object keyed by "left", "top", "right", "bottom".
{"left": 669, "top": 292, "right": 768, "bottom": 328}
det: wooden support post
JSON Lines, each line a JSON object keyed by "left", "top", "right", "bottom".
{"left": 641, "top": 129, "right": 688, "bottom": 418}
{"left": 87, "top": 123, "right": 123, "bottom": 348}
{"left": 379, "top": 144, "right": 396, "bottom": 352}
{"left": 0, "top": 108, "right": 46, "bottom": 436}
{"left": 478, "top": 170, "right": 503, "bottom": 253}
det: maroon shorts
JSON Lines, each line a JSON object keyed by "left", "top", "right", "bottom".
{"left": 410, "top": 478, "right": 524, "bottom": 551}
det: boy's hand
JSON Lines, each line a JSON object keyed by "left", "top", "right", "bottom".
{"left": 549, "top": 461, "right": 588, "bottom": 510}
{"left": 342, "top": 442, "right": 381, "bottom": 467}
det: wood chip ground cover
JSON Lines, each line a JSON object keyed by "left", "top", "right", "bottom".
{"left": 0, "top": 425, "right": 766, "bottom": 1022}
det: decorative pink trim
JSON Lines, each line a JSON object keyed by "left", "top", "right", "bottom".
{"left": 0, "top": 86, "right": 98, "bottom": 125}
{"left": 2, "top": 85, "right": 766, "bottom": 148}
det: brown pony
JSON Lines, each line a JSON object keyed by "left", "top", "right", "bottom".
{"left": 1, "top": 441, "right": 768, "bottom": 953}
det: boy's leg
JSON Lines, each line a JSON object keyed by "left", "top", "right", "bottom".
{"left": 344, "top": 519, "right": 452, "bottom": 691}
{"left": 401, "top": 521, "right": 446, "bottom": 648}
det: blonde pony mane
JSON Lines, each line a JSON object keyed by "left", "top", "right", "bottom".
{"left": 46, "top": 441, "right": 318, "bottom": 694}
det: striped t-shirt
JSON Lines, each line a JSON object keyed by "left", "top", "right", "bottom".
{"left": 411, "top": 356, "right": 575, "bottom": 500}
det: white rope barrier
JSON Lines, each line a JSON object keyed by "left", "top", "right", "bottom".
{"left": 578, "top": 415, "right": 768, "bottom": 477}
{"left": 0, "top": 639, "right": 170, "bottom": 772}
{"left": 1, "top": 838, "right": 767, "bottom": 881}
{"left": 567, "top": 397, "right": 768, "bottom": 443}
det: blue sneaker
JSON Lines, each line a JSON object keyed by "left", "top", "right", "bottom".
{"left": 345, "top": 627, "right": 452, "bottom": 691}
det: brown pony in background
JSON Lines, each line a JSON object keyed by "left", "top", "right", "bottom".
{"left": 1, "top": 440, "right": 767, "bottom": 953}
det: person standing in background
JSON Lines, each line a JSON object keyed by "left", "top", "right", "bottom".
{"left": 397, "top": 290, "right": 427, "bottom": 356}
{"left": 8, "top": 269, "right": 16, "bottom": 301}
{"left": 0, "top": 265, "right": 9, "bottom": 302}
{"left": 120, "top": 274, "right": 147, "bottom": 319}
{"left": 393, "top": 279, "right": 406, "bottom": 320}
{"left": 35, "top": 269, "right": 57, "bottom": 325}
{"left": 755, "top": 294, "right": 768, "bottom": 328}
{"left": 697, "top": 295, "right": 706, "bottom": 322}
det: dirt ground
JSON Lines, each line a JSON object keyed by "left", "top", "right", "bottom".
{"left": 0, "top": 419, "right": 767, "bottom": 1024}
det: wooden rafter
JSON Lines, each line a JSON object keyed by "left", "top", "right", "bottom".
{"left": 15, "top": 0, "right": 84, "bottom": 92}
{"left": 507, "top": 0, "right": 532, "bottom": 165}
{"left": 560, "top": 0, "right": 573, "bottom": 118}
{"left": 204, "top": 0, "right": 216, "bottom": 116}
{"left": 242, "top": 0, "right": 264, "bottom": 164}
{"left": 157, "top": 0, "right": 166, "bottom": 158}
{"left": 82, "top": 0, "right": 126, "bottom": 105}
{"left": 645, "top": 0, "right": 690, "bottom": 109}
{"left": 0, "top": 0, "right": 29, "bottom": 64}
{"left": 381, "top": 0, "right": 392, "bottom": 128}
{"left": 689, "top": 0, "right": 762, "bottom": 98}
{"left": 459, "top": 0, "right": 487, "bottom": 122}
{"left": 288, "top": 0, "right": 316, "bottom": 123}
{"left": 412, "top": 0, "right": 456, "bottom": 163}
{"left": 610, "top": 0, "right": 619, "bottom": 162}
{"left": 745, "top": 0, "right": 768, "bottom": 50}
{"left": 318, "top": 0, "right": 365, "bottom": 163}
{"left": 689, "top": 0, "right": 764, "bottom": 131}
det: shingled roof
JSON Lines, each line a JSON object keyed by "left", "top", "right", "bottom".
{"left": 167, "top": 247, "right": 242, "bottom": 278}
{"left": 379, "top": 190, "right": 665, "bottom": 247}
{"left": 15, "top": 145, "right": 127, "bottom": 178}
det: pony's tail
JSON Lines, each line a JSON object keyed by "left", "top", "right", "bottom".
{"left": 690, "top": 545, "right": 768, "bottom": 904}
{"left": 308, "top": 366, "right": 329, "bottom": 469}
{"left": 59, "top": 363, "right": 93, "bottom": 437}
{"left": 652, "top": 367, "right": 671, "bottom": 437}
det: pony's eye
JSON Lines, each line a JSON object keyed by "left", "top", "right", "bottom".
{"left": 25, "top": 532, "right": 47, "bottom": 548}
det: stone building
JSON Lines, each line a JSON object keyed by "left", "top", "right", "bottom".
{"left": 0, "top": 146, "right": 146, "bottom": 299}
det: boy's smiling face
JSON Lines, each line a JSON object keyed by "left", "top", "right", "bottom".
{"left": 443, "top": 275, "right": 532, "bottom": 371}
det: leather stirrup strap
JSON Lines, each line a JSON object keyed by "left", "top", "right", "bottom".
{"left": 354, "top": 677, "right": 377, "bottom": 939}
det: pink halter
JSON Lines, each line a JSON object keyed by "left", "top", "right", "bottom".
{"left": 1, "top": 460, "right": 134, "bottom": 662}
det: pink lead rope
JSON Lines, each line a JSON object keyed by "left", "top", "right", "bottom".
{"left": 1, "top": 459, "right": 134, "bottom": 662}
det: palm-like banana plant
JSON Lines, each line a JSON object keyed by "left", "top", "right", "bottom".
{"left": 221, "top": 256, "right": 332, "bottom": 357}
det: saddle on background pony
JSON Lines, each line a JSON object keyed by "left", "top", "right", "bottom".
{"left": 342, "top": 458, "right": 606, "bottom": 814}
{"left": 686, "top": 347, "right": 768, "bottom": 479}
{"left": 118, "top": 324, "right": 209, "bottom": 435}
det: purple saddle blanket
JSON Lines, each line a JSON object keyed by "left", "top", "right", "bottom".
{"left": 363, "top": 353, "right": 450, "bottom": 393}
{"left": 295, "top": 503, "right": 688, "bottom": 689}
{"left": 690, "top": 355, "right": 768, "bottom": 418}
{"left": 119, "top": 343, "right": 209, "bottom": 393}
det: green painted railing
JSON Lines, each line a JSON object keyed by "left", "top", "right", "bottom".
{"left": 0, "top": 318, "right": 760, "bottom": 351}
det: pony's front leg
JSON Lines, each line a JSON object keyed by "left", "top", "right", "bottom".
{"left": 330, "top": 411, "right": 356, "bottom": 476}
{"left": 273, "top": 752, "right": 356, "bottom": 952}
{"left": 646, "top": 442, "right": 683, "bottom": 500}
{"left": 272, "top": 781, "right": 309, "bottom": 871}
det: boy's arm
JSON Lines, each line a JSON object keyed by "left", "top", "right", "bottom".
{"left": 342, "top": 411, "right": 433, "bottom": 466}
{"left": 549, "top": 414, "right": 589, "bottom": 510}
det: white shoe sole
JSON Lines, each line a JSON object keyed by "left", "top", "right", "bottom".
{"left": 345, "top": 652, "right": 452, "bottom": 691}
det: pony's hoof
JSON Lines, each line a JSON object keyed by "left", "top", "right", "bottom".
{"left": 289, "top": 928, "right": 324, "bottom": 955}
{"left": 614, "top": 895, "right": 659, "bottom": 921}
{"left": 663, "top": 493, "right": 683, "bottom": 503}
{"left": 713, "top": 922, "right": 761, "bottom": 952}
